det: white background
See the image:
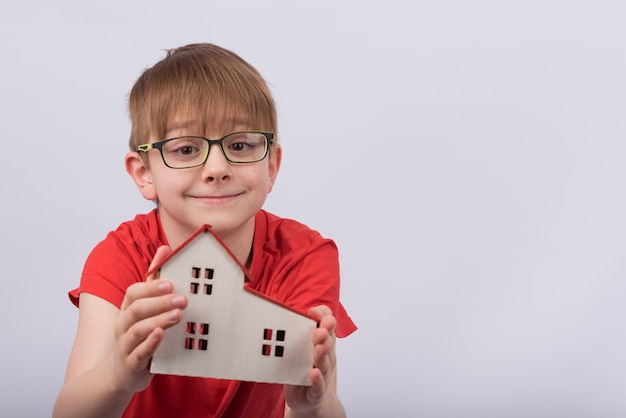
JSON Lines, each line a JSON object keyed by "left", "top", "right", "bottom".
{"left": 1, "top": 1, "right": 625, "bottom": 417}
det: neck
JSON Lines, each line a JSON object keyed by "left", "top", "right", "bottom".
{"left": 161, "top": 216, "right": 255, "bottom": 268}
{"left": 214, "top": 221, "right": 255, "bottom": 269}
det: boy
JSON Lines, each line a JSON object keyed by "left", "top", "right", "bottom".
{"left": 53, "top": 43, "right": 356, "bottom": 417}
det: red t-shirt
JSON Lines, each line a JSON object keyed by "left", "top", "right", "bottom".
{"left": 69, "top": 209, "right": 356, "bottom": 418}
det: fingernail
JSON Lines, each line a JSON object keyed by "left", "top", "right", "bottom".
{"left": 167, "top": 309, "right": 179, "bottom": 321}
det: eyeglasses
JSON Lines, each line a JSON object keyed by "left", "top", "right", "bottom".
{"left": 137, "top": 131, "right": 275, "bottom": 169}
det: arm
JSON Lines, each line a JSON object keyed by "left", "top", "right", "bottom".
{"left": 284, "top": 306, "right": 346, "bottom": 418}
{"left": 53, "top": 246, "right": 186, "bottom": 418}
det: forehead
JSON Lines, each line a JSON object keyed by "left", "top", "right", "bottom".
{"left": 160, "top": 108, "right": 260, "bottom": 139}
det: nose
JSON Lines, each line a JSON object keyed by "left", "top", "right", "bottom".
{"left": 201, "top": 143, "right": 231, "bottom": 181}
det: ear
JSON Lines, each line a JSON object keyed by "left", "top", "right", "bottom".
{"left": 267, "top": 144, "right": 282, "bottom": 193}
{"left": 125, "top": 152, "right": 158, "bottom": 201}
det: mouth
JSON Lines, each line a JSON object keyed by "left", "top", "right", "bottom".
{"left": 190, "top": 192, "right": 243, "bottom": 204}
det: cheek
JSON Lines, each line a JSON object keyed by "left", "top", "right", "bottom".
{"left": 243, "top": 167, "right": 272, "bottom": 193}
{"left": 255, "top": 167, "right": 273, "bottom": 187}
{"left": 153, "top": 171, "right": 188, "bottom": 193}
{"left": 245, "top": 166, "right": 263, "bottom": 181}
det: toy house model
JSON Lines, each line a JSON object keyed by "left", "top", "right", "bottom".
{"left": 149, "top": 225, "right": 317, "bottom": 386}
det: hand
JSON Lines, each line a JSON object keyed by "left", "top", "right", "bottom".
{"left": 284, "top": 305, "right": 345, "bottom": 417}
{"left": 110, "top": 245, "right": 188, "bottom": 393}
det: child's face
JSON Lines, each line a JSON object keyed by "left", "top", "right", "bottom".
{"left": 127, "top": 115, "right": 280, "bottom": 247}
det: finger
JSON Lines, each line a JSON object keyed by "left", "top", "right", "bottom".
{"left": 308, "top": 306, "right": 337, "bottom": 338}
{"left": 311, "top": 322, "right": 337, "bottom": 388}
{"left": 117, "top": 286, "right": 186, "bottom": 336}
{"left": 318, "top": 314, "right": 337, "bottom": 337}
{"left": 147, "top": 245, "right": 172, "bottom": 282}
{"left": 124, "top": 326, "right": 165, "bottom": 371}
{"left": 305, "top": 367, "right": 327, "bottom": 403}
{"left": 121, "top": 245, "right": 172, "bottom": 311}
{"left": 312, "top": 329, "right": 333, "bottom": 371}
{"left": 110, "top": 327, "right": 165, "bottom": 394}
{"left": 119, "top": 307, "right": 183, "bottom": 358}
{"left": 311, "top": 325, "right": 332, "bottom": 348}
{"left": 307, "top": 305, "right": 333, "bottom": 321}
{"left": 120, "top": 278, "right": 174, "bottom": 311}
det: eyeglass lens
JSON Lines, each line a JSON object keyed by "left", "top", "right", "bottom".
{"left": 161, "top": 132, "right": 268, "bottom": 167}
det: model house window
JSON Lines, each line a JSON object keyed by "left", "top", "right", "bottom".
{"left": 190, "top": 267, "right": 214, "bottom": 295}
{"left": 185, "top": 322, "right": 210, "bottom": 351}
{"left": 261, "top": 328, "right": 286, "bottom": 358}
{"left": 204, "top": 268, "right": 214, "bottom": 279}
{"left": 190, "top": 282, "right": 200, "bottom": 294}
{"left": 185, "top": 337, "right": 195, "bottom": 350}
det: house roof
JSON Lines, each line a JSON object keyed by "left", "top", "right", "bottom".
{"left": 146, "top": 224, "right": 253, "bottom": 282}
{"left": 147, "top": 224, "right": 317, "bottom": 322}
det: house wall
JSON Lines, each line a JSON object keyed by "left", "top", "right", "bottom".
{"left": 151, "top": 231, "right": 316, "bottom": 386}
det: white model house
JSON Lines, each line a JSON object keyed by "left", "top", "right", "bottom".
{"left": 149, "top": 225, "right": 317, "bottom": 386}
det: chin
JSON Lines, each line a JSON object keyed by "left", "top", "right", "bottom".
{"left": 196, "top": 215, "right": 253, "bottom": 237}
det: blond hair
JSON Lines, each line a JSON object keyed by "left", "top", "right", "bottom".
{"left": 128, "top": 43, "right": 277, "bottom": 151}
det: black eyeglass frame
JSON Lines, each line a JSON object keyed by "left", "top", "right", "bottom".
{"left": 137, "top": 131, "right": 275, "bottom": 169}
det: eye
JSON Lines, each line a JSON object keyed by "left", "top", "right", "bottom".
{"left": 176, "top": 145, "right": 198, "bottom": 155}
{"left": 229, "top": 141, "right": 249, "bottom": 152}
{"left": 224, "top": 133, "right": 263, "bottom": 154}
{"left": 162, "top": 137, "right": 205, "bottom": 158}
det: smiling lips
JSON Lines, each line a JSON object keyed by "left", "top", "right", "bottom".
{"left": 191, "top": 192, "right": 243, "bottom": 204}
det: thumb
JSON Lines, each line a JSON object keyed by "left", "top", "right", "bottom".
{"left": 146, "top": 245, "right": 172, "bottom": 281}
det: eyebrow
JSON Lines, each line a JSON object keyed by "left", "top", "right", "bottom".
{"left": 166, "top": 119, "right": 198, "bottom": 132}
{"left": 166, "top": 117, "right": 253, "bottom": 137}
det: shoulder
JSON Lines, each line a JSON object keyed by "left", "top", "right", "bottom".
{"left": 86, "top": 210, "right": 163, "bottom": 262}
{"left": 249, "top": 210, "right": 339, "bottom": 287}
{"left": 73, "top": 210, "right": 166, "bottom": 307}
{"left": 88, "top": 209, "right": 167, "bottom": 271}
{"left": 99, "top": 210, "right": 165, "bottom": 253}
{"left": 255, "top": 210, "right": 335, "bottom": 252}
{"left": 249, "top": 211, "right": 357, "bottom": 336}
